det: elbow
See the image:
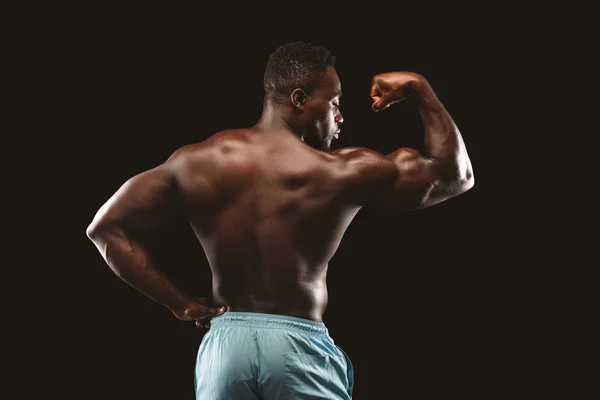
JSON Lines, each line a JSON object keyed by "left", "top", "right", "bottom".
{"left": 454, "top": 158, "right": 474, "bottom": 191}
{"left": 86, "top": 220, "right": 103, "bottom": 241}
{"left": 416, "top": 166, "right": 474, "bottom": 210}
{"left": 462, "top": 171, "right": 474, "bottom": 192}
{"left": 449, "top": 155, "right": 474, "bottom": 191}
{"left": 434, "top": 170, "right": 474, "bottom": 204}
{"left": 439, "top": 163, "right": 474, "bottom": 193}
{"left": 86, "top": 217, "right": 116, "bottom": 241}
{"left": 453, "top": 170, "right": 474, "bottom": 196}
{"left": 463, "top": 164, "right": 475, "bottom": 191}
{"left": 450, "top": 157, "right": 474, "bottom": 192}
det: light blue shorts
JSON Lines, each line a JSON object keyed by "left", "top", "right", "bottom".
{"left": 194, "top": 311, "right": 354, "bottom": 399}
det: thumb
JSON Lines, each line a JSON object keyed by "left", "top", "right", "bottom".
{"left": 372, "top": 93, "right": 390, "bottom": 112}
{"left": 213, "top": 305, "right": 228, "bottom": 315}
{"left": 370, "top": 83, "right": 384, "bottom": 112}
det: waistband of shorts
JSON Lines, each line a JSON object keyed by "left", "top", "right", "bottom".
{"left": 210, "top": 311, "right": 329, "bottom": 335}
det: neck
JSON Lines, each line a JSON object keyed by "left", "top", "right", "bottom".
{"left": 254, "top": 102, "right": 303, "bottom": 139}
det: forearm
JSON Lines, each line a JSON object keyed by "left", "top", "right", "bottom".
{"left": 88, "top": 226, "right": 194, "bottom": 316}
{"left": 413, "top": 79, "right": 473, "bottom": 182}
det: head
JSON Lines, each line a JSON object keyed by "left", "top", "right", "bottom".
{"left": 263, "top": 41, "right": 343, "bottom": 152}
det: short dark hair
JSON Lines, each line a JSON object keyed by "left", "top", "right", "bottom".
{"left": 264, "top": 41, "right": 336, "bottom": 104}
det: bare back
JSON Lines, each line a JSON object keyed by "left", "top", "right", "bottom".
{"left": 87, "top": 70, "right": 474, "bottom": 328}
{"left": 173, "top": 129, "right": 362, "bottom": 322}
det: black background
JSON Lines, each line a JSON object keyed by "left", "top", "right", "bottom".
{"left": 25, "top": 5, "right": 565, "bottom": 400}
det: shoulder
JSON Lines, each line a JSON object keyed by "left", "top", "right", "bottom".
{"left": 329, "top": 147, "right": 396, "bottom": 175}
{"left": 165, "top": 129, "right": 251, "bottom": 163}
{"left": 327, "top": 147, "right": 398, "bottom": 203}
{"left": 330, "top": 146, "right": 381, "bottom": 158}
{"left": 329, "top": 147, "right": 395, "bottom": 172}
{"left": 162, "top": 129, "right": 258, "bottom": 187}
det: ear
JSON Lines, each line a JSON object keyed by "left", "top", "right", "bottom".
{"left": 290, "top": 88, "right": 307, "bottom": 111}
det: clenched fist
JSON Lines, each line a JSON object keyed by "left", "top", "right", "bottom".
{"left": 172, "top": 297, "right": 228, "bottom": 329}
{"left": 370, "top": 72, "right": 424, "bottom": 112}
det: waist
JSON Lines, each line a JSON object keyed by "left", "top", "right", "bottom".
{"left": 210, "top": 311, "right": 329, "bottom": 336}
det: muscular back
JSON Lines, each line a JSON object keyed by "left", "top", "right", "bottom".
{"left": 172, "top": 129, "right": 371, "bottom": 322}
{"left": 88, "top": 71, "right": 473, "bottom": 326}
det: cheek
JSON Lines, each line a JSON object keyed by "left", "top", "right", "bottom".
{"left": 311, "top": 100, "right": 330, "bottom": 118}
{"left": 317, "top": 106, "right": 334, "bottom": 123}
{"left": 323, "top": 111, "right": 336, "bottom": 128}
{"left": 329, "top": 110, "right": 337, "bottom": 123}
{"left": 307, "top": 102, "right": 334, "bottom": 130}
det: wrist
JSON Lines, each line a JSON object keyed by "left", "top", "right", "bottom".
{"left": 410, "top": 77, "right": 437, "bottom": 108}
{"left": 169, "top": 296, "right": 197, "bottom": 320}
{"left": 408, "top": 74, "right": 428, "bottom": 92}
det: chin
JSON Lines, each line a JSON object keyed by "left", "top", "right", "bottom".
{"left": 319, "top": 138, "right": 332, "bottom": 152}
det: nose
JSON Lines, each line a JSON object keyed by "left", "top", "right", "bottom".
{"left": 336, "top": 109, "right": 344, "bottom": 125}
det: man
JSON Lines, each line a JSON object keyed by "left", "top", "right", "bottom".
{"left": 87, "top": 41, "right": 474, "bottom": 399}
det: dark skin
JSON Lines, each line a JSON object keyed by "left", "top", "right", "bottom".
{"left": 87, "top": 67, "right": 474, "bottom": 329}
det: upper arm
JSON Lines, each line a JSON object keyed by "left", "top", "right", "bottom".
{"left": 333, "top": 146, "right": 447, "bottom": 211}
{"left": 332, "top": 147, "right": 398, "bottom": 205}
{"left": 87, "top": 161, "right": 180, "bottom": 235}
{"left": 375, "top": 147, "right": 440, "bottom": 211}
